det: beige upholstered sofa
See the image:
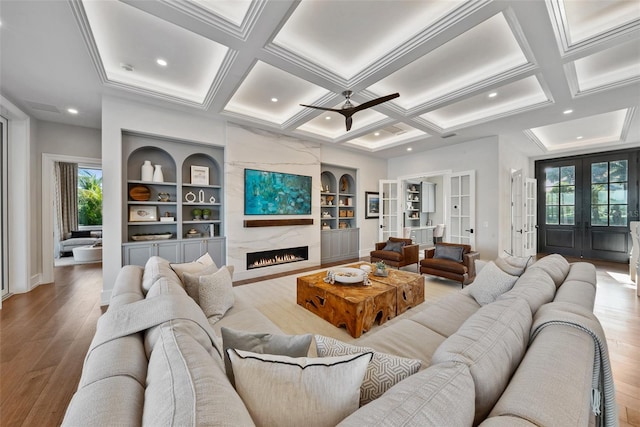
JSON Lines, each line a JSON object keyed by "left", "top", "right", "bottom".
{"left": 63, "top": 254, "right": 614, "bottom": 426}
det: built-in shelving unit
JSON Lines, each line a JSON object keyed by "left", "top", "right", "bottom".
{"left": 121, "top": 132, "right": 225, "bottom": 266}
{"left": 320, "top": 165, "right": 359, "bottom": 263}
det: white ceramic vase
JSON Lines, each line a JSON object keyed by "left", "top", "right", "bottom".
{"left": 141, "top": 160, "right": 153, "bottom": 181}
{"left": 152, "top": 164, "right": 164, "bottom": 182}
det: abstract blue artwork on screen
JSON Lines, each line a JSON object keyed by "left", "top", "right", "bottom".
{"left": 244, "top": 169, "right": 312, "bottom": 215}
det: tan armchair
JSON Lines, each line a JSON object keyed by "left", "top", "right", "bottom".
{"left": 420, "top": 243, "right": 479, "bottom": 287}
{"left": 370, "top": 237, "right": 419, "bottom": 271}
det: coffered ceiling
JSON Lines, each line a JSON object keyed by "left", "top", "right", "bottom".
{"left": 1, "top": 0, "right": 639, "bottom": 158}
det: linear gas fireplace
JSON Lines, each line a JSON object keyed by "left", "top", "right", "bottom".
{"left": 247, "top": 246, "right": 308, "bottom": 270}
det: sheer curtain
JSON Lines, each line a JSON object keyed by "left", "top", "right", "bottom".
{"left": 54, "top": 162, "right": 78, "bottom": 255}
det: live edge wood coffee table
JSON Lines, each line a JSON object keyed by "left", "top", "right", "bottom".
{"left": 352, "top": 263, "right": 425, "bottom": 315}
{"left": 296, "top": 269, "right": 396, "bottom": 338}
{"left": 296, "top": 264, "right": 425, "bottom": 338}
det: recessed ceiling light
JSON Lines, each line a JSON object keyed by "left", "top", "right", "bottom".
{"left": 563, "top": 109, "right": 573, "bottom": 114}
{"left": 407, "top": 147, "right": 413, "bottom": 151}
{"left": 374, "top": 132, "right": 380, "bottom": 136}
{"left": 271, "top": 97, "right": 278, "bottom": 103}
{"left": 120, "top": 63, "right": 134, "bottom": 72}
{"left": 325, "top": 116, "right": 331, "bottom": 120}
{"left": 67, "top": 108, "right": 78, "bottom": 115}
{"left": 156, "top": 58, "right": 168, "bottom": 67}
{"left": 576, "top": 136, "right": 583, "bottom": 140}
{"left": 488, "top": 92, "right": 498, "bottom": 98}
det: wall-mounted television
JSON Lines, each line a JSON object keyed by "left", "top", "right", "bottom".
{"left": 244, "top": 169, "right": 312, "bottom": 215}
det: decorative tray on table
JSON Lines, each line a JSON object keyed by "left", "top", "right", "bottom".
{"left": 326, "top": 267, "right": 365, "bottom": 284}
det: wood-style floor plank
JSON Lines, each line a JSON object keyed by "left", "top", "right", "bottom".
{"left": 0, "top": 257, "right": 638, "bottom": 426}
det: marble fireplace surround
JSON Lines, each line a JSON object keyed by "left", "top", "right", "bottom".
{"left": 226, "top": 125, "right": 321, "bottom": 281}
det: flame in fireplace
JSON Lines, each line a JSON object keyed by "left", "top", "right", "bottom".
{"left": 248, "top": 253, "right": 305, "bottom": 269}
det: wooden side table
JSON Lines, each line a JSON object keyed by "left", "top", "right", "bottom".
{"left": 296, "top": 270, "right": 396, "bottom": 338}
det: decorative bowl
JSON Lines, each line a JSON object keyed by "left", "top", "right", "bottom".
{"left": 330, "top": 267, "right": 365, "bottom": 284}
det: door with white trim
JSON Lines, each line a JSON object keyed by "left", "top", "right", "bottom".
{"left": 379, "top": 180, "right": 400, "bottom": 242}
{"left": 523, "top": 178, "right": 537, "bottom": 256}
{"left": 446, "top": 171, "right": 475, "bottom": 248}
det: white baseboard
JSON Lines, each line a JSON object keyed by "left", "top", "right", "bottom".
{"left": 30, "top": 273, "right": 42, "bottom": 290}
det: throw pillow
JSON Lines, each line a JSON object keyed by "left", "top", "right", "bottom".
{"left": 181, "top": 263, "right": 220, "bottom": 304}
{"left": 170, "top": 252, "right": 217, "bottom": 283}
{"left": 221, "top": 327, "right": 313, "bottom": 387}
{"left": 494, "top": 255, "right": 533, "bottom": 276}
{"left": 314, "top": 335, "right": 421, "bottom": 406}
{"left": 70, "top": 230, "right": 92, "bottom": 238}
{"left": 434, "top": 244, "right": 464, "bottom": 262}
{"left": 468, "top": 261, "right": 518, "bottom": 305}
{"left": 475, "top": 259, "right": 487, "bottom": 274}
{"left": 382, "top": 240, "right": 405, "bottom": 253}
{"left": 196, "top": 266, "right": 235, "bottom": 323}
{"left": 228, "top": 349, "right": 372, "bottom": 427}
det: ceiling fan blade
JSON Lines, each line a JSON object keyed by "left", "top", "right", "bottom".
{"left": 299, "top": 104, "right": 341, "bottom": 113}
{"left": 351, "top": 93, "right": 399, "bottom": 113}
{"left": 345, "top": 116, "right": 353, "bottom": 132}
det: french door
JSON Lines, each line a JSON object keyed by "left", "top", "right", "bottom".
{"left": 446, "top": 171, "right": 476, "bottom": 248}
{"left": 379, "top": 180, "right": 400, "bottom": 242}
{"left": 536, "top": 149, "right": 639, "bottom": 262}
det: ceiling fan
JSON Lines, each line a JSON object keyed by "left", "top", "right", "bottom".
{"left": 300, "top": 91, "right": 400, "bottom": 131}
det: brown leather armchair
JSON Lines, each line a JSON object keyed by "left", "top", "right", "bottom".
{"left": 420, "top": 243, "right": 479, "bottom": 287}
{"left": 370, "top": 237, "right": 419, "bottom": 271}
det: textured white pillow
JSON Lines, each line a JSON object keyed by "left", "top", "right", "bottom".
{"left": 314, "top": 335, "right": 421, "bottom": 406}
{"left": 468, "top": 261, "right": 518, "bottom": 305}
{"left": 228, "top": 349, "right": 372, "bottom": 427}
{"left": 170, "top": 252, "right": 217, "bottom": 283}
{"left": 181, "top": 263, "right": 218, "bottom": 303}
{"left": 185, "top": 266, "right": 234, "bottom": 322}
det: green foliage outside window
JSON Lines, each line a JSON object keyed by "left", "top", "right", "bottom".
{"left": 78, "top": 169, "right": 102, "bottom": 226}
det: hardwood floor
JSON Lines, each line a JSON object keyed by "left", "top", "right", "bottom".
{"left": 1, "top": 258, "right": 638, "bottom": 426}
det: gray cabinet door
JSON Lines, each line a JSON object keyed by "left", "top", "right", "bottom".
{"left": 123, "top": 244, "right": 154, "bottom": 266}
{"left": 347, "top": 228, "right": 359, "bottom": 257}
{"left": 204, "top": 237, "right": 225, "bottom": 267}
{"left": 155, "top": 242, "right": 181, "bottom": 263}
{"left": 182, "top": 240, "right": 205, "bottom": 263}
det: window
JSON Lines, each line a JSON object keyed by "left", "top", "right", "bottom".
{"left": 545, "top": 166, "right": 575, "bottom": 225}
{"left": 78, "top": 167, "right": 102, "bottom": 227}
{"left": 591, "top": 160, "right": 627, "bottom": 227}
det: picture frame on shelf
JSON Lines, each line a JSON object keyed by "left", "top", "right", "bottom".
{"left": 129, "top": 205, "right": 158, "bottom": 222}
{"left": 190, "top": 165, "right": 209, "bottom": 185}
{"left": 365, "top": 191, "right": 380, "bottom": 219}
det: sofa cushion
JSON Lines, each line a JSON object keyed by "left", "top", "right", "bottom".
{"left": 494, "top": 255, "right": 533, "bottom": 276}
{"left": 468, "top": 261, "right": 519, "bottom": 305}
{"left": 169, "top": 252, "right": 216, "bottom": 283}
{"left": 190, "top": 265, "right": 235, "bottom": 324}
{"left": 71, "top": 230, "right": 92, "bottom": 238}
{"left": 564, "top": 262, "right": 597, "bottom": 287}
{"left": 337, "top": 361, "right": 475, "bottom": 427}
{"left": 229, "top": 350, "right": 372, "bottom": 427}
{"left": 382, "top": 240, "right": 405, "bottom": 253}
{"left": 498, "top": 267, "right": 556, "bottom": 314}
{"left": 420, "top": 258, "right": 467, "bottom": 274}
{"left": 315, "top": 335, "right": 421, "bottom": 406}
{"left": 358, "top": 319, "right": 447, "bottom": 368}
{"left": 62, "top": 376, "right": 144, "bottom": 426}
{"left": 529, "top": 254, "right": 570, "bottom": 287}
{"left": 109, "top": 265, "right": 145, "bottom": 308}
{"left": 370, "top": 250, "right": 402, "bottom": 262}
{"left": 144, "top": 320, "right": 253, "bottom": 426}
{"left": 221, "top": 327, "right": 312, "bottom": 387}
{"left": 79, "top": 334, "right": 147, "bottom": 389}
{"left": 434, "top": 244, "right": 464, "bottom": 262}
{"left": 431, "top": 298, "right": 532, "bottom": 424}
{"left": 410, "top": 292, "right": 480, "bottom": 337}
{"left": 141, "top": 256, "right": 182, "bottom": 294}
{"left": 553, "top": 280, "right": 596, "bottom": 310}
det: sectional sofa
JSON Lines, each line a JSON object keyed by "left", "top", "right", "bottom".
{"left": 62, "top": 253, "right": 615, "bottom": 426}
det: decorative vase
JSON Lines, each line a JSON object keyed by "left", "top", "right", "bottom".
{"left": 141, "top": 160, "right": 153, "bottom": 181}
{"left": 152, "top": 164, "right": 164, "bottom": 182}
